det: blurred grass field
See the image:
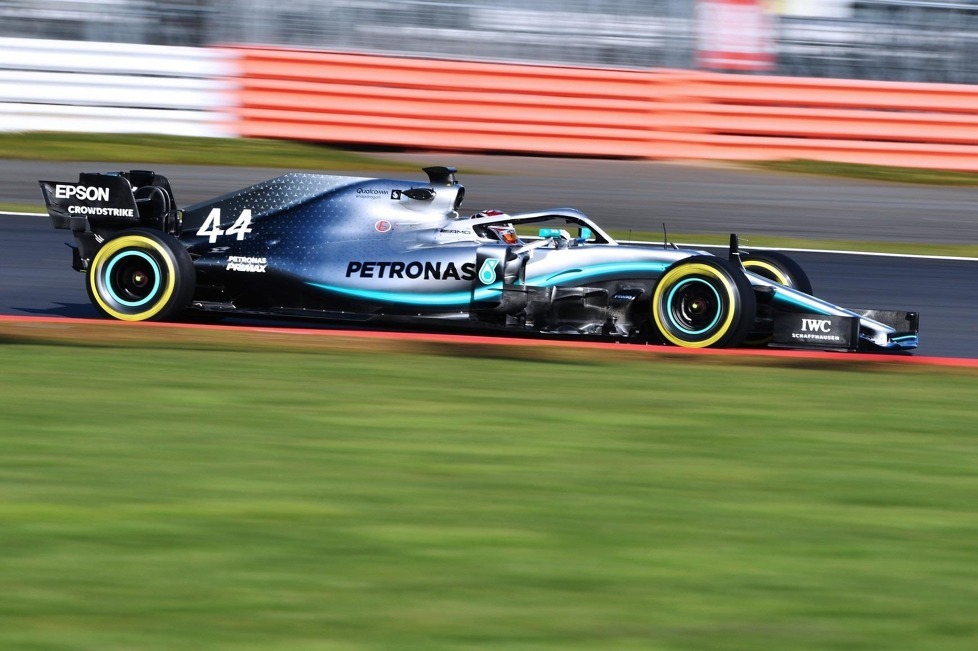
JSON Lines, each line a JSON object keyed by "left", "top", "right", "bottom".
{"left": 3, "top": 133, "right": 978, "bottom": 186}
{"left": 0, "top": 132, "right": 420, "bottom": 172}
{"left": 4, "top": 132, "right": 978, "bottom": 648}
{"left": 2, "top": 325, "right": 978, "bottom": 650}
{"left": 751, "top": 160, "right": 978, "bottom": 186}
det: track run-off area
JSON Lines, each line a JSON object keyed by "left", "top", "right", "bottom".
{"left": 1, "top": 314, "right": 977, "bottom": 371}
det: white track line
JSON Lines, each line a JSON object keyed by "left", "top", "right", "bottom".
{"left": 666, "top": 242, "right": 978, "bottom": 263}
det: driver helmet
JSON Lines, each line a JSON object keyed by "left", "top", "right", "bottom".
{"left": 470, "top": 209, "right": 522, "bottom": 245}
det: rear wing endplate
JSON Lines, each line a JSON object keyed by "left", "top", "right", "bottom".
{"left": 40, "top": 173, "right": 140, "bottom": 232}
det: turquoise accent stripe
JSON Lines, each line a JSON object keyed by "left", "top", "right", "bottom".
{"left": 308, "top": 261, "right": 670, "bottom": 307}
{"left": 533, "top": 261, "right": 670, "bottom": 286}
{"left": 666, "top": 278, "right": 721, "bottom": 335}
{"left": 105, "top": 251, "right": 160, "bottom": 308}
{"left": 771, "top": 288, "right": 835, "bottom": 315}
{"left": 308, "top": 282, "right": 503, "bottom": 306}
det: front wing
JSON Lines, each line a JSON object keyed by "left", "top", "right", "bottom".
{"left": 771, "top": 310, "right": 919, "bottom": 352}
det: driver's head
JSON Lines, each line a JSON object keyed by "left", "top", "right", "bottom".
{"left": 470, "top": 208, "right": 509, "bottom": 220}
{"left": 488, "top": 224, "right": 521, "bottom": 245}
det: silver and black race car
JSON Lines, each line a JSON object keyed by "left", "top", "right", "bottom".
{"left": 40, "top": 166, "right": 918, "bottom": 352}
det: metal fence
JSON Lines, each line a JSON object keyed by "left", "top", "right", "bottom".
{"left": 778, "top": 1, "right": 978, "bottom": 84}
{"left": 1, "top": 0, "right": 977, "bottom": 83}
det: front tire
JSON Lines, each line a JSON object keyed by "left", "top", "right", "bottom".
{"left": 741, "top": 250, "right": 813, "bottom": 295}
{"left": 87, "top": 229, "right": 195, "bottom": 321}
{"left": 652, "top": 256, "right": 756, "bottom": 348}
{"left": 740, "top": 250, "right": 813, "bottom": 347}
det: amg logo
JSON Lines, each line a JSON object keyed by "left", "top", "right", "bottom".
{"left": 55, "top": 184, "right": 110, "bottom": 201}
{"left": 801, "top": 318, "right": 833, "bottom": 333}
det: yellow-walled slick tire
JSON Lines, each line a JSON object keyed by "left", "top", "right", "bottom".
{"left": 740, "top": 250, "right": 813, "bottom": 347}
{"left": 87, "top": 229, "right": 195, "bottom": 321}
{"left": 741, "top": 250, "right": 813, "bottom": 295}
{"left": 652, "top": 256, "right": 756, "bottom": 348}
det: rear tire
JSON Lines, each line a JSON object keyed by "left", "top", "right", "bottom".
{"left": 87, "top": 228, "right": 195, "bottom": 321}
{"left": 652, "top": 256, "right": 756, "bottom": 348}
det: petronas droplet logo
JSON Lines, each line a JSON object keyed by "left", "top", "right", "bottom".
{"left": 479, "top": 258, "right": 499, "bottom": 285}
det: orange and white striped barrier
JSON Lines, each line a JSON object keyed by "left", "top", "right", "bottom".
{"left": 227, "top": 47, "right": 978, "bottom": 172}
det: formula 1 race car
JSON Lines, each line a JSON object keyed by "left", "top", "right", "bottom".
{"left": 40, "top": 166, "right": 919, "bottom": 352}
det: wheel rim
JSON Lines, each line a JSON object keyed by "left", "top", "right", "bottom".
{"left": 666, "top": 278, "right": 722, "bottom": 335}
{"left": 104, "top": 250, "right": 162, "bottom": 308}
{"left": 89, "top": 234, "right": 177, "bottom": 321}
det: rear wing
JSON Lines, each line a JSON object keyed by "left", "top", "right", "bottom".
{"left": 39, "top": 170, "right": 178, "bottom": 233}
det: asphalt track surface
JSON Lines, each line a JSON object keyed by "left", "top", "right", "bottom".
{"left": 8, "top": 154, "right": 978, "bottom": 243}
{"left": 3, "top": 155, "right": 977, "bottom": 358}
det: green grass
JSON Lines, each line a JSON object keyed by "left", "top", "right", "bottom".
{"left": 0, "top": 132, "right": 417, "bottom": 171}
{"left": 2, "top": 327, "right": 978, "bottom": 650}
{"left": 6, "top": 133, "right": 977, "bottom": 186}
{"left": 611, "top": 231, "right": 978, "bottom": 259}
{"left": 1, "top": 203, "right": 44, "bottom": 214}
{"left": 750, "top": 160, "right": 978, "bottom": 186}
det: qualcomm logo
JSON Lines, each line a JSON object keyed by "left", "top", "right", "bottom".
{"left": 801, "top": 318, "right": 833, "bottom": 333}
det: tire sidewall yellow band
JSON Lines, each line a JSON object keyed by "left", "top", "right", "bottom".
{"left": 743, "top": 259, "right": 790, "bottom": 286}
{"left": 653, "top": 262, "right": 738, "bottom": 348}
{"left": 89, "top": 234, "right": 177, "bottom": 321}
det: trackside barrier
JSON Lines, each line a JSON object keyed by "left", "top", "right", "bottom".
{"left": 230, "top": 48, "right": 667, "bottom": 158}
{"left": 230, "top": 47, "right": 978, "bottom": 172}
{"left": 656, "top": 72, "right": 978, "bottom": 171}
{"left": 0, "top": 38, "right": 235, "bottom": 137}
